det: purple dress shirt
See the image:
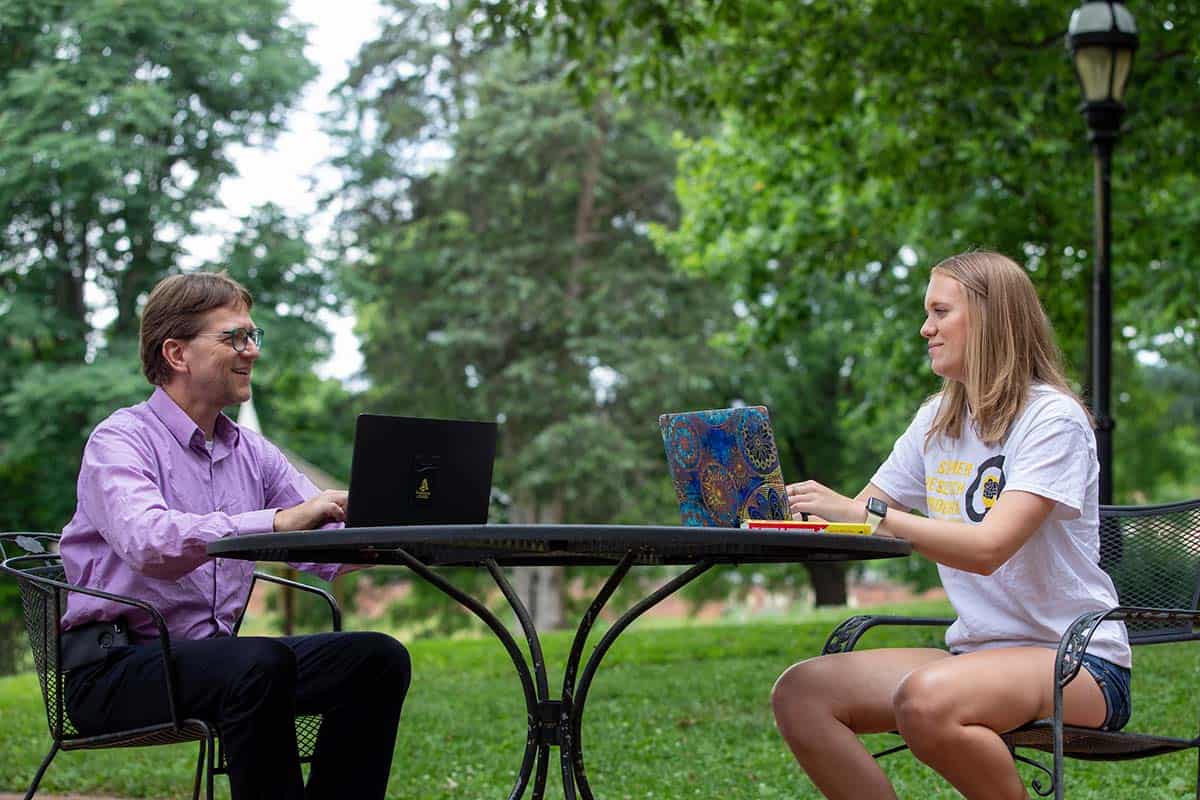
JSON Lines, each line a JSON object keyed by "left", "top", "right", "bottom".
{"left": 61, "top": 387, "right": 343, "bottom": 641}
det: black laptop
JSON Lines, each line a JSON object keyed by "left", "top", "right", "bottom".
{"left": 346, "top": 414, "right": 498, "bottom": 527}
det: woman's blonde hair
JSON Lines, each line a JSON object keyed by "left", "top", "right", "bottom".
{"left": 925, "top": 250, "right": 1084, "bottom": 447}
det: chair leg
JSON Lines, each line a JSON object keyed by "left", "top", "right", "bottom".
{"left": 1194, "top": 745, "right": 1199, "bottom": 800}
{"left": 23, "top": 741, "right": 60, "bottom": 800}
{"left": 1053, "top": 744, "right": 1064, "bottom": 800}
{"left": 192, "top": 736, "right": 207, "bottom": 800}
{"left": 206, "top": 729, "right": 217, "bottom": 800}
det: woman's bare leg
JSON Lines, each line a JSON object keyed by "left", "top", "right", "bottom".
{"left": 771, "top": 648, "right": 950, "bottom": 799}
{"left": 893, "top": 646, "right": 1108, "bottom": 800}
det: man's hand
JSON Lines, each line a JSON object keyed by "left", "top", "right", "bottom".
{"left": 273, "top": 490, "right": 349, "bottom": 532}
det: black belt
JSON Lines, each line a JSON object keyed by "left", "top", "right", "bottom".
{"left": 60, "top": 618, "right": 133, "bottom": 672}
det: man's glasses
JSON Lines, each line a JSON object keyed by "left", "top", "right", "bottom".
{"left": 193, "top": 327, "right": 265, "bottom": 353}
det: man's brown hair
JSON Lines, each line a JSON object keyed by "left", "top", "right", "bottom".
{"left": 140, "top": 272, "right": 254, "bottom": 385}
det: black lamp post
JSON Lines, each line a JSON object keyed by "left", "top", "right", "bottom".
{"left": 1067, "top": 1, "right": 1138, "bottom": 505}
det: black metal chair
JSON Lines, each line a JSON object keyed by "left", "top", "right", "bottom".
{"left": 821, "top": 499, "right": 1200, "bottom": 800}
{"left": 0, "top": 532, "right": 342, "bottom": 800}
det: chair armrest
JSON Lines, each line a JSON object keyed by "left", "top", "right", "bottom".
{"left": 0, "top": 533, "right": 59, "bottom": 560}
{"left": 233, "top": 570, "right": 343, "bottom": 635}
{"left": 0, "top": 557, "right": 188, "bottom": 730}
{"left": 1053, "top": 605, "right": 1199, "bottom": 688}
{"left": 1045, "top": 603, "right": 1198, "bottom": 754}
{"left": 822, "top": 614, "right": 955, "bottom": 655}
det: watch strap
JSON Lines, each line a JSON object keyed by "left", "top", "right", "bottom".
{"left": 865, "top": 499, "right": 885, "bottom": 534}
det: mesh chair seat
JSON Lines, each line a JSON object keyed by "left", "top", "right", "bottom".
{"left": 62, "top": 720, "right": 213, "bottom": 751}
{"left": 60, "top": 717, "right": 324, "bottom": 758}
{"left": 1004, "top": 721, "right": 1198, "bottom": 761}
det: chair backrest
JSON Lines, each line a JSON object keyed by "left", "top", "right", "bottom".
{"left": 0, "top": 533, "right": 74, "bottom": 739}
{"left": 1098, "top": 500, "right": 1200, "bottom": 645}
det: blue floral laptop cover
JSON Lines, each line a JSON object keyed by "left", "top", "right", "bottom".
{"left": 659, "top": 406, "right": 789, "bottom": 528}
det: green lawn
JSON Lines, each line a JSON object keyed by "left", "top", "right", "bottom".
{"left": 1, "top": 600, "right": 1197, "bottom": 799}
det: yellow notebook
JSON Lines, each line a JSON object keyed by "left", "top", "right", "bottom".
{"left": 740, "top": 519, "right": 873, "bottom": 535}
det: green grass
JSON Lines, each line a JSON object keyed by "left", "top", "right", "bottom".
{"left": 2, "top": 600, "right": 1198, "bottom": 799}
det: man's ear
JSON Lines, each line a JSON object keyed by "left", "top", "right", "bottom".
{"left": 161, "top": 339, "right": 190, "bottom": 376}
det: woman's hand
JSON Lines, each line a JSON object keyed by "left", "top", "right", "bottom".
{"left": 785, "top": 480, "right": 864, "bottom": 524}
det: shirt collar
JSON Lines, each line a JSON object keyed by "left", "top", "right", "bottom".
{"left": 212, "top": 409, "right": 241, "bottom": 454}
{"left": 148, "top": 387, "right": 242, "bottom": 455}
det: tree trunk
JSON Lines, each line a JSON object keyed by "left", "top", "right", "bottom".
{"left": 509, "top": 498, "right": 566, "bottom": 631}
{"left": 808, "top": 563, "right": 848, "bottom": 607}
{"left": 781, "top": 443, "right": 848, "bottom": 606}
{"left": 509, "top": 103, "right": 609, "bottom": 634}
{"left": 564, "top": 97, "right": 607, "bottom": 303}
{"left": 114, "top": 257, "right": 153, "bottom": 340}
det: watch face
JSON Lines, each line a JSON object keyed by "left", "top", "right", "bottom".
{"left": 867, "top": 497, "right": 887, "bottom": 517}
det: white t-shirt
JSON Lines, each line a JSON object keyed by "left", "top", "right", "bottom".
{"left": 870, "top": 384, "right": 1131, "bottom": 667}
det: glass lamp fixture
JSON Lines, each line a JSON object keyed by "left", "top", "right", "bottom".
{"left": 1067, "top": 2, "right": 1139, "bottom": 110}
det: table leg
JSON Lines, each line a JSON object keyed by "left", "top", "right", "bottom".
{"left": 565, "top": 559, "right": 715, "bottom": 800}
{"left": 396, "top": 549, "right": 715, "bottom": 800}
{"left": 486, "top": 560, "right": 554, "bottom": 800}
{"left": 390, "top": 549, "right": 542, "bottom": 800}
{"left": 558, "top": 552, "right": 638, "bottom": 800}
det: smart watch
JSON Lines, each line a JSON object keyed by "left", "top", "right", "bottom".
{"left": 865, "top": 497, "right": 888, "bottom": 534}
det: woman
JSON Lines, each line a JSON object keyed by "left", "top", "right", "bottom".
{"left": 772, "top": 251, "right": 1131, "bottom": 800}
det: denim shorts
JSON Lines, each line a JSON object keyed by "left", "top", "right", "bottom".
{"left": 1079, "top": 653, "right": 1132, "bottom": 731}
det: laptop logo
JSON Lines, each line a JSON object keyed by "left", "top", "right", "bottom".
{"left": 414, "top": 455, "right": 440, "bottom": 505}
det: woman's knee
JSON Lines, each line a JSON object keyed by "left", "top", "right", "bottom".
{"left": 771, "top": 657, "right": 842, "bottom": 731}
{"left": 892, "top": 668, "right": 957, "bottom": 753}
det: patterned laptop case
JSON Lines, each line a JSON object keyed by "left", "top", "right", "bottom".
{"left": 659, "top": 406, "right": 789, "bottom": 528}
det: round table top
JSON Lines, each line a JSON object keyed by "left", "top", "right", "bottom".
{"left": 207, "top": 524, "right": 911, "bottom": 567}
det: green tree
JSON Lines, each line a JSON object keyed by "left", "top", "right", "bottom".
{"left": 332, "top": 0, "right": 749, "bottom": 630}
{"left": 0, "top": 0, "right": 324, "bottom": 671}
{"left": 478, "top": 0, "right": 1200, "bottom": 495}
{"left": 0, "top": 0, "right": 321, "bottom": 493}
{"left": 0, "top": 0, "right": 317, "bottom": 368}
{"left": 475, "top": 0, "right": 1200, "bottom": 596}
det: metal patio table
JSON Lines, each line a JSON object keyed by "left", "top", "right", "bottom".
{"left": 208, "top": 524, "right": 910, "bottom": 800}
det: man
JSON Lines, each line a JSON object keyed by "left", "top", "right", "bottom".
{"left": 60, "top": 272, "right": 409, "bottom": 799}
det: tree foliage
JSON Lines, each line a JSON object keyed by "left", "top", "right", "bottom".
{"left": 472, "top": 1, "right": 1200, "bottom": 599}
{"left": 0, "top": 0, "right": 329, "bottom": 671}
{"left": 478, "top": 0, "right": 1200, "bottom": 503}
{"left": 0, "top": 0, "right": 317, "bottom": 367}
{"left": 0, "top": 0, "right": 327, "bottom": 530}
{"left": 334, "top": 2, "right": 734, "bottom": 523}
{"left": 331, "top": 0, "right": 787, "bottom": 629}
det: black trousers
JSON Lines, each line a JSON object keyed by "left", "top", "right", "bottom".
{"left": 64, "top": 632, "right": 411, "bottom": 800}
